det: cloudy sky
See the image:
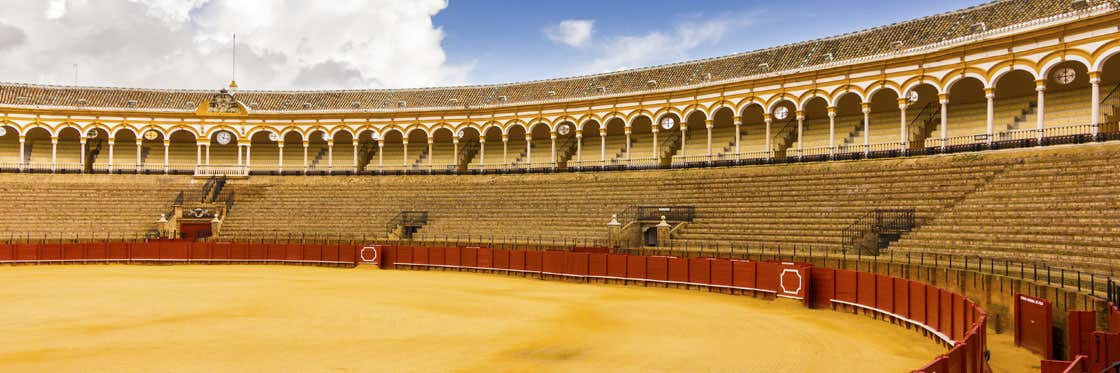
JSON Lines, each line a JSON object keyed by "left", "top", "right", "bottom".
{"left": 0, "top": 0, "right": 985, "bottom": 90}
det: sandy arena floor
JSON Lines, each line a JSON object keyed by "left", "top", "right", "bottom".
{"left": 0, "top": 265, "right": 970, "bottom": 372}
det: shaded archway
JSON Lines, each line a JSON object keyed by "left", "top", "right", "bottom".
{"left": 552, "top": 121, "right": 577, "bottom": 167}
{"left": 603, "top": 117, "right": 627, "bottom": 164}
{"left": 480, "top": 126, "right": 502, "bottom": 167}
{"left": 84, "top": 127, "right": 111, "bottom": 172}
{"left": 332, "top": 130, "right": 355, "bottom": 173}
{"left": 628, "top": 116, "right": 656, "bottom": 166}
{"left": 709, "top": 107, "right": 736, "bottom": 159}
{"left": 138, "top": 129, "right": 166, "bottom": 173}
{"left": 23, "top": 127, "right": 52, "bottom": 170}
{"left": 248, "top": 130, "right": 279, "bottom": 174}
{"left": 456, "top": 127, "right": 481, "bottom": 170}
{"left": 355, "top": 129, "right": 379, "bottom": 173}
{"left": 405, "top": 129, "right": 428, "bottom": 171}
{"left": 430, "top": 127, "right": 455, "bottom": 170}
{"left": 797, "top": 96, "right": 829, "bottom": 158}
{"left": 866, "top": 89, "right": 901, "bottom": 154}
{"left": 207, "top": 129, "right": 239, "bottom": 167}
{"left": 739, "top": 104, "right": 767, "bottom": 158}
{"left": 305, "top": 129, "right": 329, "bottom": 173}
{"left": 678, "top": 111, "right": 705, "bottom": 162}
{"left": 280, "top": 131, "right": 304, "bottom": 174}
{"left": 945, "top": 76, "right": 987, "bottom": 142}
{"left": 906, "top": 84, "right": 940, "bottom": 148}
{"left": 526, "top": 123, "right": 551, "bottom": 166}
{"left": 0, "top": 124, "right": 18, "bottom": 169}
{"left": 167, "top": 130, "right": 198, "bottom": 173}
{"left": 505, "top": 124, "right": 527, "bottom": 167}
{"left": 1038, "top": 61, "right": 1092, "bottom": 136}
{"left": 992, "top": 70, "right": 1039, "bottom": 143}
{"left": 379, "top": 130, "right": 405, "bottom": 171}
{"left": 56, "top": 127, "right": 82, "bottom": 172}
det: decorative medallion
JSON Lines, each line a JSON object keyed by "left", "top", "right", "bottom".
{"left": 1053, "top": 67, "right": 1077, "bottom": 85}
{"left": 557, "top": 124, "right": 571, "bottom": 136}
{"left": 215, "top": 131, "right": 232, "bottom": 145}
{"left": 86, "top": 129, "right": 99, "bottom": 138}
{"left": 268, "top": 132, "right": 280, "bottom": 142}
{"left": 207, "top": 88, "right": 241, "bottom": 114}
{"left": 320, "top": 133, "right": 330, "bottom": 142}
{"left": 0, "top": 127, "right": 7, "bottom": 137}
{"left": 907, "top": 91, "right": 920, "bottom": 104}
{"left": 457, "top": 130, "right": 465, "bottom": 138}
{"left": 660, "top": 117, "right": 676, "bottom": 130}
{"left": 144, "top": 130, "right": 160, "bottom": 141}
{"left": 773, "top": 106, "right": 790, "bottom": 120}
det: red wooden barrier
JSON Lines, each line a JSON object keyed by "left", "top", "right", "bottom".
{"left": 710, "top": 259, "right": 733, "bottom": 287}
{"left": 525, "top": 251, "right": 542, "bottom": 272}
{"left": 687, "top": 258, "right": 710, "bottom": 285}
{"left": 731, "top": 260, "right": 756, "bottom": 290}
{"left": 1016, "top": 293, "right": 1055, "bottom": 359}
{"left": 461, "top": 247, "right": 478, "bottom": 268}
{"left": 477, "top": 247, "right": 493, "bottom": 269}
{"left": 626, "top": 255, "right": 646, "bottom": 279}
{"left": 1110, "top": 304, "right": 1120, "bottom": 333}
{"left": 606, "top": 254, "right": 627, "bottom": 279}
{"left": 491, "top": 249, "right": 508, "bottom": 269}
{"left": 666, "top": 257, "right": 688, "bottom": 283}
{"left": 1090, "top": 332, "right": 1120, "bottom": 372}
{"left": 1068, "top": 310, "right": 1096, "bottom": 359}
{"left": 646, "top": 256, "right": 669, "bottom": 281}
{"left": 809, "top": 267, "right": 835, "bottom": 309}
{"left": 1041, "top": 356, "right": 1086, "bottom": 373}
{"left": 588, "top": 253, "right": 608, "bottom": 277}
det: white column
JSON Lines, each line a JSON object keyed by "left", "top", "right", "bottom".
{"left": 50, "top": 137, "right": 58, "bottom": 171}
{"left": 679, "top": 126, "right": 687, "bottom": 159}
{"left": 18, "top": 137, "right": 24, "bottom": 171}
{"left": 401, "top": 140, "right": 408, "bottom": 167}
{"left": 278, "top": 143, "right": 285, "bottom": 172}
{"left": 453, "top": 138, "right": 459, "bottom": 169}
{"left": 985, "top": 88, "right": 995, "bottom": 145}
{"left": 303, "top": 141, "right": 309, "bottom": 172}
{"left": 706, "top": 120, "right": 713, "bottom": 157}
{"left": 205, "top": 144, "right": 210, "bottom": 166}
{"left": 575, "top": 132, "right": 582, "bottom": 164}
{"left": 796, "top": 112, "right": 805, "bottom": 155}
{"left": 734, "top": 118, "right": 742, "bottom": 159}
{"left": 764, "top": 116, "right": 772, "bottom": 160}
{"left": 502, "top": 135, "right": 508, "bottom": 165}
{"left": 625, "top": 128, "right": 632, "bottom": 161}
{"left": 327, "top": 141, "right": 334, "bottom": 173}
{"left": 79, "top": 138, "right": 87, "bottom": 171}
{"left": 827, "top": 107, "right": 836, "bottom": 157}
{"left": 862, "top": 104, "right": 871, "bottom": 156}
{"left": 195, "top": 142, "right": 202, "bottom": 167}
{"left": 1036, "top": 81, "right": 1046, "bottom": 143}
{"left": 524, "top": 135, "right": 532, "bottom": 165}
{"left": 651, "top": 127, "right": 659, "bottom": 161}
{"left": 377, "top": 141, "right": 383, "bottom": 171}
{"left": 899, "top": 98, "right": 909, "bottom": 154}
{"left": 352, "top": 142, "right": 359, "bottom": 173}
{"left": 163, "top": 140, "right": 169, "bottom": 174}
{"left": 939, "top": 94, "right": 949, "bottom": 150}
{"left": 1091, "top": 73, "right": 1101, "bottom": 137}
{"left": 135, "top": 139, "right": 142, "bottom": 171}
{"left": 237, "top": 144, "right": 243, "bottom": 166}
{"left": 107, "top": 139, "right": 114, "bottom": 172}
{"left": 479, "top": 139, "right": 486, "bottom": 165}
{"left": 427, "top": 140, "right": 433, "bottom": 171}
{"left": 549, "top": 133, "right": 556, "bottom": 164}
{"left": 599, "top": 129, "right": 607, "bottom": 165}
{"left": 245, "top": 143, "right": 252, "bottom": 169}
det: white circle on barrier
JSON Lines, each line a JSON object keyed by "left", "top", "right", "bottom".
{"left": 779, "top": 268, "right": 803, "bottom": 295}
{"left": 360, "top": 246, "right": 379, "bottom": 263}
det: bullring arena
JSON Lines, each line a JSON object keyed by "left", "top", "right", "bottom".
{"left": 4, "top": 0, "right": 1120, "bottom": 371}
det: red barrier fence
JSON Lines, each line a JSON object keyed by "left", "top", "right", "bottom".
{"left": 1016, "top": 294, "right": 1055, "bottom": 359}
{"left": 1041, "top": 356, "right": 1087, "bottom": 373}
{"left": 0, "top": 241, "right": 360, "bottom": 266}
{"left": 378, "top": 245, "right": 987, "bottom": 373}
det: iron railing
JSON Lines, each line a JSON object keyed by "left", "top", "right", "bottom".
{"left": 385, "top": 211, "right": 429, "bottom": 235}
{"left": 616, "top": 206, "right": 695, "bottom": 225}
{"left": 842, "top": 209, "right": 916, "bottom": 256}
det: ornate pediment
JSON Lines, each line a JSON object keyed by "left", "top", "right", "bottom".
{"left": 196, "top": 88, "right": 249, "bottom": 117}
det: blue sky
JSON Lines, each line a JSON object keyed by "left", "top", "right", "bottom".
{"left": 437, "top": 0, "right": 989, "bottom": 84}
{"left": 0, "top": 0, "right": 990, "bottom": 90}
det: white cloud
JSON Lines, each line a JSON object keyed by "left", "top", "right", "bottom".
{"left": 0, "top": 0, "right": 471, "bottom": 90}
{"left": 583, "top": 18, "right": 732, "bottom": 74}
{"left": 543, "top": 19, "right": 594, "bottom": 48}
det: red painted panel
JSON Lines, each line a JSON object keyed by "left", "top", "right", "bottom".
{"left": 14, "top": 244, "right": 37, "bottom": 260}
{"left": 774, "top": 262, "right": 810, "bottom": 303}
{"left": 875, "top": 275, "right": 894, "bottom": 313}
{"left": 626, "top": 255, "right": 646, "bottom": 280}
{"left": 394, "top": 246, "right": 412, "bottom": 264}
{"left": 1015, "top": 293, "right": 1054, "bottom": 359}
{"left": 188, "top": 242, "right": 209, "bottom": 260}
{"left": 755, "top": 261, "right": 779, "bottom": 293}
{"left": 606, "top": 254, "right": 628, "bottom": 278}
{"left": 939, "top": 290, "right": 953, "bottom": 336}
{"left": 952, "top": 293, "right": 966, "bottom": 340}
{"left": 566, "top": 252, "right": 589, "bottom": 276}
{"left": 524, "top": 251, "right": 542, "bottom": 272}
{"left": 408, "top": 246, "right": 427, "bottom": 265}
{"left": 926, "top": 287, "right": 940, "bottom": 334}
{"left": 162, "top": 241, "right": 189, "bottom": 260}
{"left": 107, "top": 242, "right": 129, "bottom": 259}
{"left": 588, "top": 253, "right": 608, "bottom": 277}
{"left": 646, "top": 256, "right": 669, "bottom": 281}
{"left": 428, "top": 246, "right": 444, "bottom": 265}
{"left": 461, "top": 247, "right": 478, "bottom": 268}
{"left": 0, "top": 244, "right": 11, "bottom": 261}
{"left": 809, "top": 267, "right": 835, "bottom": 309}
{"left": 856, "top": 271, "right": 876, "bottom": 308}
{"left": 1067, "top": 311, "right": 1096, "bottom": 367}
{"left": 688, "top": 258, "right": 711, "bottom": 285}
{"left": 731, "top": 260, "right": 756, "bottom": 289}
{"left": 945, "top": 343, "right": 966, "bottom": 373}
{"left": 1041, "top": 357, "right": 1086, "bottom": 373}
{"left": 476, "top": 248, "right": 493, "bottom": 268}
{"left": 1090, "top": 331, "right": 1120, "bottom": 372}
{"left": 508, "top": 250, "right": 526, "bottom": 271}
{"left": 444, "top": 247, "right": 462, "bottom": 267}
{"left": 909, "top": 281, "right": 926, "bottom": 325}
{"left": 709, "top": 259, "right": 732, "bottom": 287}
{"left": 1110, "top": 304, "right": 1120, "bottom": 334}
{"left": 893, "top": 278, "right": 910, "bottom": 321}
{"left": 542, "top": 251, "right": 566, "bottom": 274}
{"left": 285, "top": 244, "right": 305, "bottom": 261}
{"left": 61, "top": 243, "right": 82, "bottom": 260}
{"left": 490, "top": 249, "right": 508, "bottom": 269}
{"left": 210, "top": 243, "right": 231, "bottom": 260}
{"left": 667, "top": 257, "right": 689, "bottom": 283}
{"left": 323, "top": 244, "right": 341, "bottom": 262}
{"left": 304, "top": 244, "right": 323, "bottom": 262}
{"left": 913, "top": 355, "right": 947, "bottom": 373}
{"left": 83, "top": 243, "right": 106, "bottom": 260}
{"left": 834, "top": 269, "right": 858, "bottom": 303}
{"left": 245, "top": 243, "right": 264, "bottom": 260}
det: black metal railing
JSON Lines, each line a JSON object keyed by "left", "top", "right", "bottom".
{"left": 616, "top": 206, "right": 695, "bottom": 225}
{"left": 842, "top": 209, "right": 916, "bottom": 256}
{"left": 385, "top": 211, "right": 429, "bottom": 234}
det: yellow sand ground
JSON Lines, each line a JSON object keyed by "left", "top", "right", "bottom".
{"left": 0, "top": 265, "right": 964, "bottom": 372}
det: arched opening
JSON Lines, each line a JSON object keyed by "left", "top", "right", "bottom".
{"left": 0, "top": 123, "right": 19, "bottom": 169}
{"left": 23, "top": 127, "right": 51, "bottom": 170}
{"left": 503, "top": 124, "right": 527, "bottom": 167}
{"left": 603, "top": 117, "right": 627, "bottom": 165}
{"left": 866, "top": 89, "right": 901, "bottom": 155}
{"left": 1040, "top": 61, "right": 1092, "bottom": 136}
{"left": 906, "top": 83, "right": 941, "bottom": 148}
{"left": 643, "top": 227, "right": 658, "bottom": 247}
{"left": 111, "top": 129, "right": 140, "bottom": 173}
{"left": 332, "top": 130, "right": 355, "bottom": 173}
{"left": 167, "top": 130, "right": 198, "bottom": 174}
{"left": 575, "top": 120, "right": 601, "bottom": 167}
{"left": 248, "top": 130, "right": 278, "bottom": 174}
{"left": 456, "top": 127, "right": 481, "bottom": 170}
{"left": 305, "top": 129, "right": 329, "bottom": 173}
{"left": 525, "top": 123, "right": 551, "bottom": 167}
{"left": 207, "top": 129, "right": 239, "bottom": 167}
{"left": 280, "top": 131, "right": 304, "bottom": 174}
{"left": 54, "top": 127, "right": 82, "bottom": 172}
{"left": 138, "top": 129, "right": 165, "bottom": 173}
{"left": 797, "top": 96, "right": 830, "bottom": 158}
{"left": 627, "top": 116, "right": 656, "bottom": 167}
{"left": 739, "top": 104, "right": 767, "bottom": 158}
{"left": 710, "top": 107, "right": 736, "bottom": 160}
{"left": 768, "top": 100, "right": 797, "bottom": 158}
{"left": 84, "top": 127, "right": 111, "bottom": 172}
{"left": 405, "top": 129, "right": 428, "bottom": 171}
{"left": 677, "top": 111, "right": 706, "bottom": 163}
{"left": 945, "top": 76, "right": 987, "bottom": 144}
{"left": 552, "top": 121, "right": 577, "bottom": 167}
{"left": 429, "top": 127, "right": 455, "bottom": 170}
{"left": 379, "top": 130, "right": 404, "bottom": 171}
{"left": 992, "top": 69, "right": 1039, "bottom": 144}
{"left": 1099, "top": 54, "right": 1120, "bottom": 133}
{"left": 355, "top": 129, "right": 379, "bottom": 173}
{"left": 479, "top": 126, "right": 503, "bottom": 168}
{"left": 831, "top": 93, "right": 864, "bottom": 156}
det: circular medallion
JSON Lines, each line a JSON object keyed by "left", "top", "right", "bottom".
{"left": 215, "top": 131, "right": 232, "bottom": 145}
{"left": 907, "top": 91, "right": 920, "bottom": 104}
{"left": 557, "top": 124, "right": 571, "bottom": 136}
{"left": 268, "top": 132, "right": 280, "bottom": 142}
{"left": 660, "top": 117, "right": 676, "bottom": 130}
{"left": 321, "top": 133, "right": 330, "bottom": 142}
{"left": 457, "top": 130, "right": 465, "bottom": 138}
{"left": 143, "top": 130, "right": 160, "bottom": 141}
{"left": 0, "top": 127, "right": 7, "bottom": 137}
{"left": 371, "top": 132, "right": 381, "bottom": 140}
{"left": 86, "top": 129, "right": 99, "bottom": 139}
{"left": 773, "top": 106, "right": 790, "bottom": 120}
{"left": 1053, "top": 67, "right": 1077, "bottom": 85}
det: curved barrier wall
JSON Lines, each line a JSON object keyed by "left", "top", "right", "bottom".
{"left": 375, "top": 245, "right": 987, "bottom": 373}
{"left": 0, "top": 240, "right": 359, "bottom": 266}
